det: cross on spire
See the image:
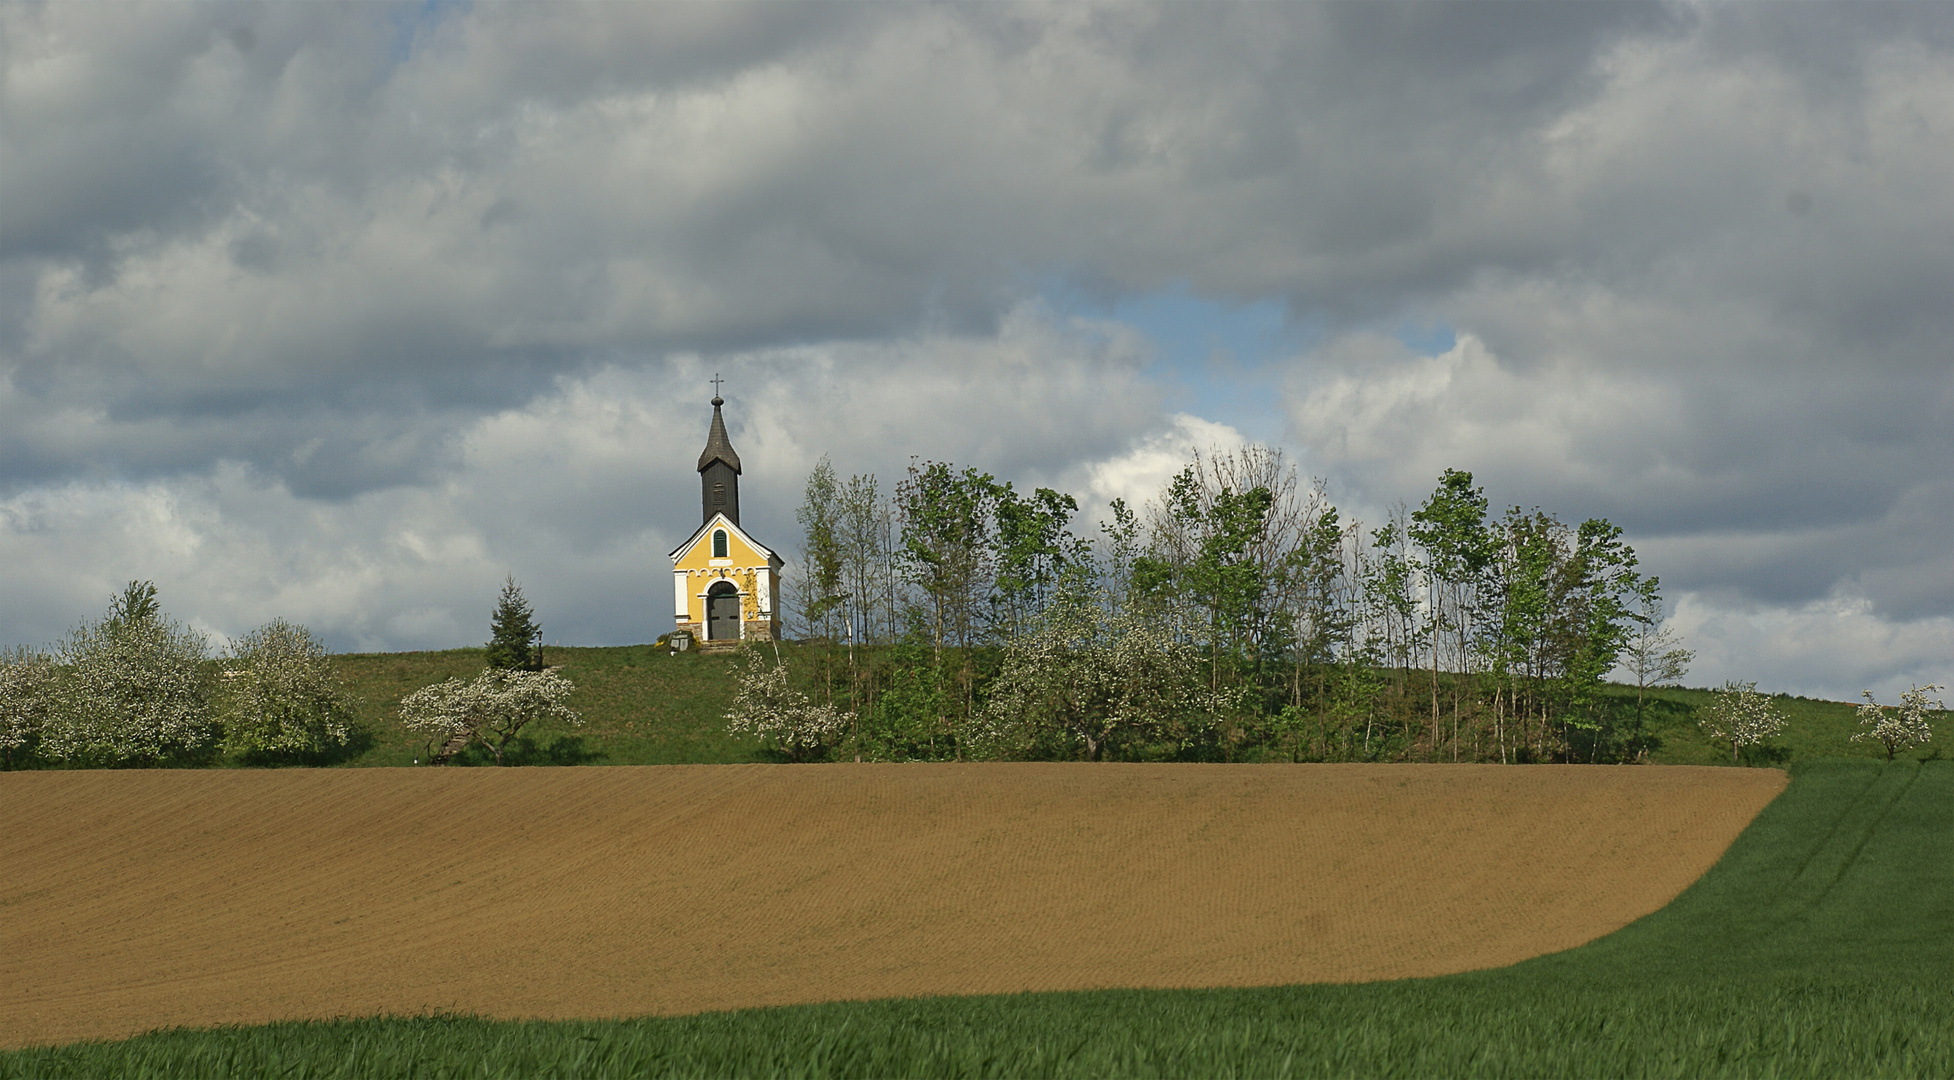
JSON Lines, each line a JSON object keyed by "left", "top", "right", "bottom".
{"left": 710, "top": 373, "right": 725, "bottom": 400}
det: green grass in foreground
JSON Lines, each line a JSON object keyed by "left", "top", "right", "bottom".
{"left": 5, "top": 759, "right": 1947, "bottom": 1078}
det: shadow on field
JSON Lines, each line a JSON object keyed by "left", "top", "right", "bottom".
{"left": 436, "top": 734, "right": 607, "bottom": 767}
{"left": 232, "top": 725, "right": 377, "bottom": 769}
{"left": 1739, "top": 743, "right": 1793, "bottom": 767}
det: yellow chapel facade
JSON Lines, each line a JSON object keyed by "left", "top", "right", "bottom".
{"left": 668, "top": 392, "right": 783, "bottom": 646}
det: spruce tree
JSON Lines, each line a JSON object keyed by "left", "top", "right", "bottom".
{"left": 485, "top": 576, "right": 543, "bottom": 671}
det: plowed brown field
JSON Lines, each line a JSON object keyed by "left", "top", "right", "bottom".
{"left": 1, "top": 764, "right": 1785, "bottom": 1048}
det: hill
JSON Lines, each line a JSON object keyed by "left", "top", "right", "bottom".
{"left": 324, "top": 644, "right": 1946, "bottom": 768}
{"left": 330, "top": 645, "right": 763, "bottom": 767}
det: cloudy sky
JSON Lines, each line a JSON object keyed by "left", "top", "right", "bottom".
{"left": 3, "top": 2, "right": 1948, "bottom": 700}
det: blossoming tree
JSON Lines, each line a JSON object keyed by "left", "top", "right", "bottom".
{"left": 724, "top": 646, "right": 852, "bottom": 762}
{"left": 399, "top": 666, "right": 580, "bottom": 765}
{"left": 219, "top": 618, "right": 359, "bottom": 758}
{"left": 1696, "top": 680, "right": 1788, "bottom": 764}
{"left": 0, "top": 648, "right": 54, "bottom": 768}
{"left": 41, "top": 581, "right": 217, "bottom": 766}
{"left": 979, "top": 586, "right": 1229, "bottom": 761}
{"left": 1852, "top": 684, "right": 1946, "bottom": 761}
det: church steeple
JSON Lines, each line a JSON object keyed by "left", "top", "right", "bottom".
{"left": 697, "top": 387, "right": 741, "bottom": 526}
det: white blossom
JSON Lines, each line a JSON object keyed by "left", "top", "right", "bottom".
{"left": 724, "top": 647, "right": 853, "bottom": 762}
{"left": 1852, "top": 684, "right": 1945, "bottom": 761}
{"left": 42, "top": 617, "right": 215, "bottom": 766}
{"left": 979, "top": 588, "right": 1232, "bottom": 761}
{"left": 219, "top": 619, "right": 357, "bottom": 757}
{"left": 0, "top": 648, "right": 54, "bottom": 762}
{"left": 398, "top": 666, "right": 580, "bottom": 765}
{"left": 1696, "top": 680, "right": 1788, "bottom": 764}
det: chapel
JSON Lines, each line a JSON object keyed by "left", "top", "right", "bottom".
{"left": 668, "top": 389, "right": 783, "bottom": 649}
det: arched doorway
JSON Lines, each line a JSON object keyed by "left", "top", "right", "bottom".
{"left": 706, "top": 581, "right": 742, "bottom": 641}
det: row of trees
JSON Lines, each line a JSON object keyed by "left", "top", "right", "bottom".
{"left": 1691, "top": 680, "right": 1945, "bottom": 763}
{"left": 0, "top": 581, "right": 357, "bottom": 768}
{"left": 752, "top": 448, "right": 1707, "bottom": 764}
{"left": 0, "top": 575, "right": 579, "bottom": 769}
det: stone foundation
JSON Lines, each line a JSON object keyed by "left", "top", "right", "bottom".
{"left": 673, "top": 618, "right": 780, "bottom": 653}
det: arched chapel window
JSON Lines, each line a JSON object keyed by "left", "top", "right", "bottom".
{"left": 713, "top": 530, "right": 728, "bottom": 558}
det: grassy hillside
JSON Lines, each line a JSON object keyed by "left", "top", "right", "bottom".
{"left": 1619, "top": 683, "right": 1949, "bottom": 766}
{"left": 328, "top": 645, "right": 765, "bottom": 767}
{"left": 6, "top": 759, "right": 1945, "bottom": 1077}
{"left": 323, "top": 643, "right": 1946, "bottom": 768}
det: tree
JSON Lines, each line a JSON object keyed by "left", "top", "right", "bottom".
{"left": 862, "top": 630, "right": 957, "bottom": 761}
{"left": 1288, "top": 507, "right": 1357, "bottom": 671}
{"left": 109, "top": 579, "right": 160, "bottom": 628}
{"left": 790, "top": 457, "right": 854, "bottom": 742}
{"left": 897, "top": 459, "right": 1000, "bottom": 652}
{"left": 980, "top": 581, "right": 1226, "bottom": 761}
{"left": 400, "top": 666, "right": 579, "bottom": 765}
{"left": 771, "top": 445, "right": 1696, "bottom": 767}
{"left": 1099, "top": 498, "right": 1143, "bottom": 614}
{"left": 1622, "top": 578, "right": 1692, "bottom": 755}
{"left": 1138, "top": 447, "right": 1327, "bottom": 697}
{"left": 1852, "top": 684, "right": 1945, "bottom": 761}
{"left": 724, "top": 647, "right": 852, "bottom": 762}
{"left": 1408, "top": 469, "right": 1494, "bottom": 761}
{"left": 794, "top": 457, "right": 848, "bottom": 643}
{"left": 485, "top": 576, "right": 543, "bottom": 671}
{"left": 1696, "top": 680, "right": 1787, "bottom": 764}
{"left": 1547, "top": 518, "right": 1645, "bottom": 760}
{"left": 0, "top": 648, "right": 54, "bottom": 768}
{"left": 896, "top": 459, "right": 1003, "bottom": 741}
{"left": 839, "top": 470, "right": 896, "bottom": 647}
{"left": 990, "top": 484, "right": 1084, "bottom": 638}
{"left": 1362, "top": 513, "right": 1427, "bottom": 681}
{"left": 1190, "top": 484, "right": 1280, "bottom": 673}
{"left": 42, "top": 581, "right": 216, "bottom": 766}
{"left": 1482, "top": 507, "right": 1560, "bottom": 761}
{"left": 1472, "top": 506, "right": 1646, "bottom": 764}
{"left": 218, "top": 619, "right": 358, "bottom": 758}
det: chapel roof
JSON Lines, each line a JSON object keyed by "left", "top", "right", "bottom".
{"left": 667, "top": 511, "right": 780, "bottom": 563}
{"left": 696, "top": 395, "right": 742, "bottom": 473}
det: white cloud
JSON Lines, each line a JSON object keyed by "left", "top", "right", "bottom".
{"left": 0, "top": 4, "right": 1947, "bottom": 699}
{"left": 1289, "top": 332, "right": 1683, "bottom": 500}
{"left": 0, "top": 307, "right": 1183, "bottom": 653}
{"left": 1074, "top": 414, "right": 1249, "bottom": 522}
{"left": 1672, "top": 591, "right": 1954, "bottom": 704}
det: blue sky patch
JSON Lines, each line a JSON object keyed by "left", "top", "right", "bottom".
{"left": 1049, "top": 284, "right": 1312, "bottom": 442}
{"left": 1394, "top": 319, "right": 1457, "bottom": 357}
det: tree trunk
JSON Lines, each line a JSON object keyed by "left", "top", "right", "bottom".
{"left": 1430, "top": 639, "right": 1441, "bottom": 762}
{"left": 430, "top": 729, "right": 473, "bottom": 766}
{"left": 1494, "top": 684, "right": 1505, "bottom": 765}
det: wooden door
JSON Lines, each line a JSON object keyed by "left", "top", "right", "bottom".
{"left": 707, "top": 587, "right": 741, "bottom": 640}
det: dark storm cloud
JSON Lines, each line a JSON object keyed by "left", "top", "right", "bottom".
{"left": 1, "top": 2, "right": 1947, "bottom": 693}
{"left": 2, "top": 3, "right": 1680, "bottom": 384}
